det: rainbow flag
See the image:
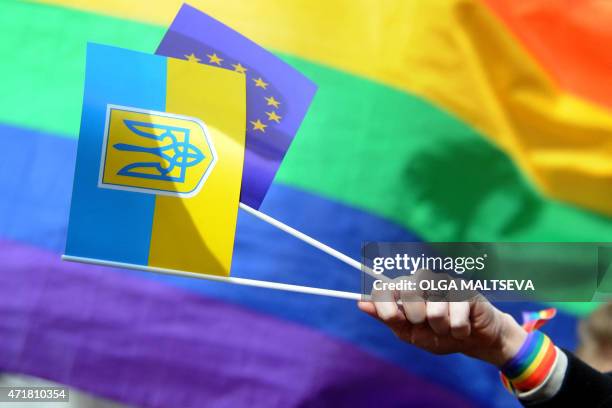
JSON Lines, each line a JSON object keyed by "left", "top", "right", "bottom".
{"left": 0, "top": 1, "right": 611, "bottom": 407}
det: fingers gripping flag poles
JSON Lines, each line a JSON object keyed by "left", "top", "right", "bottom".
{"left": 63, "top": 6, "right": 381, "bottom": 300}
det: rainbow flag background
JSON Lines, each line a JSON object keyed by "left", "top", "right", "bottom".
{"left": 0, "top": 1, "right": 610, "bottom": 407}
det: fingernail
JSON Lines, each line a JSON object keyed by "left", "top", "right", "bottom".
{"left": 377, "top": 302, "right": 397, "bottom": 320}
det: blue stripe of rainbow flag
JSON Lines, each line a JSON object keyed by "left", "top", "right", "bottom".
{"left": 0, "top": 123, "right": 580, "bottom": 407}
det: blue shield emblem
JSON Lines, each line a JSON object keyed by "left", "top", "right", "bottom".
{"left": 99, "top": 105, "right": 216, "bottom": 197}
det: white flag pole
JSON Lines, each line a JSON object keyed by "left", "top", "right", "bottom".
{"left": 61, "top": 255, "right": 363, "bottom": 301}
{"left": 238, "top": 203, "right": 383, "bottom": 281}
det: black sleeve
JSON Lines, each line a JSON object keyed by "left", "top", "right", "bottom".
{"left": 523, "top": 350, "right": 612, "bottom": 408}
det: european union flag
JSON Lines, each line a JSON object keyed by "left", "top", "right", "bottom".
{"left": 156, "top": 4, "right": 317, "bottom": 209}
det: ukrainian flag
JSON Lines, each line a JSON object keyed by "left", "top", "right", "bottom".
{"left": 65, "top": 43, "right": 246, "bottom": 276}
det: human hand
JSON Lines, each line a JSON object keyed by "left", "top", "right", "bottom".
{"left": 358, "top": 291, "right": 527, "bottom": 367}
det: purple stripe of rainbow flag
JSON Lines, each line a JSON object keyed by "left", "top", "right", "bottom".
{"left": 0, "top": 238, "right": 475, "bottom": 408}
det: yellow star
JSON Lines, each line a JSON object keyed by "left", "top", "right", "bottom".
{"left": 232, "top": 63, "right": 247, "bottom": 74}
{"left": 265, "top": 111, "right": 282, "bottom": 123}
{"left": 184, "top": 53, "right": 201, "bottom": 63}
{"left": 250, "top": 119, "right": 267, "bottom": 132}
{"left": 253, "top": 77, "right": 268, "bottom": 89}
{"left": 264, "top": 96, "right": 280, "bottom": 108}
{"left": 207, "top": 53, "right": 223, "bottom": 65}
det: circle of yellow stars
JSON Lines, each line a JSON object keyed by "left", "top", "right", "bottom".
{"left": 183, "top": 51, "right": 282, "bottom": 134}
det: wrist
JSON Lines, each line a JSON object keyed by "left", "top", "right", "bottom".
{"left": 480, "top": 312, "right": 528, "bottom": 367}
{"left": 496, "top": 313, "right": 528, "bottom": 367}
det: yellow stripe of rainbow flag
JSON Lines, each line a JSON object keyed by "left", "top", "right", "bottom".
{"left": 36, "top": 0, "right": 612, "bottom": 216}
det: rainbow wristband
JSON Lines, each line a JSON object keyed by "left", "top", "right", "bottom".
{"left": 500, "top": 331, "right": 557, "bottom": 393}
